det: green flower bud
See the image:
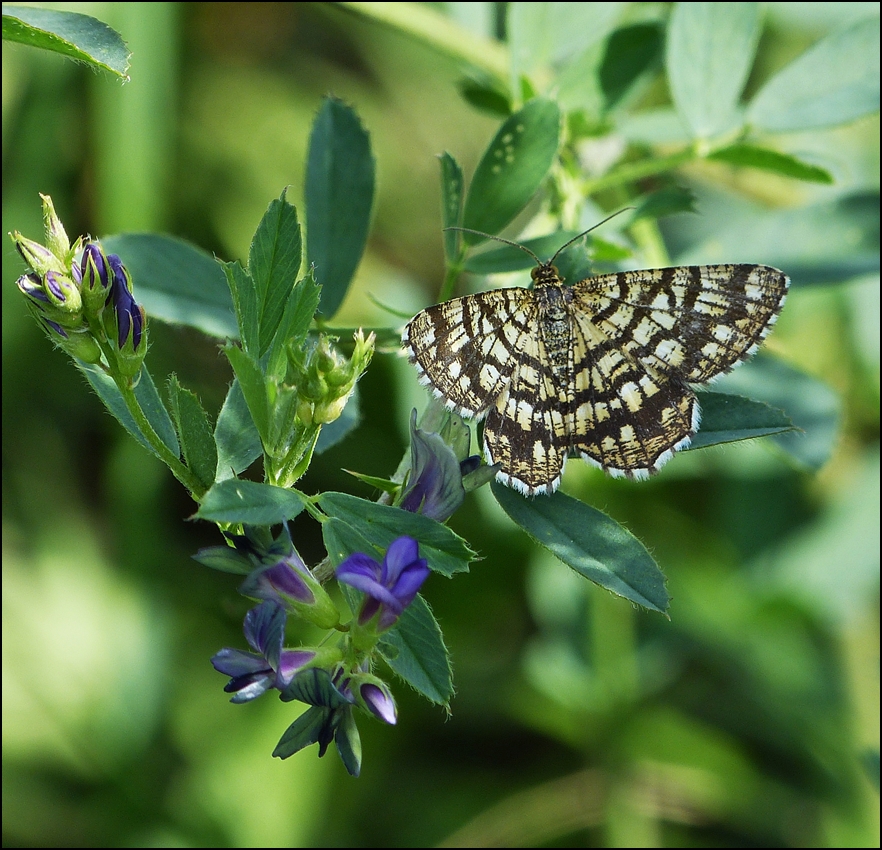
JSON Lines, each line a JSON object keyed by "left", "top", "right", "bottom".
{"left": 10, "top": 231, "right": 65, "bottom": 277}
{"left": 43, "top": 270, "right": 82, "bottom": 314}
{"left": 52, "top": 325, "right": 103, "bottom": 364}
{"left": 39, "top": 193, "right": 71, "bottom": 261}
{"left": 17, "top": 273, "right": 84, "bottom": 332}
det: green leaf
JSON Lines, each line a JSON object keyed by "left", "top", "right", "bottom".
{"left": 249, "top": 192, "right": 304, "bottom": 357}
{"left": 462, "top": 99, "right": 561, "bottom": 243}
{"left": 713, "top": 357, "right": 841, "bottom": 471}
{"left": 631, "top": 187, "right": 698, "bottom": 221}
{"left": 665, "top": 2, "right": 761, "bottom": 138}
{"left": 221, "top": 260, "right": 258, "bottom": 355}
{"left": 272, "top": 706, "right": 329, "bottom": 759}
{"left": 491, "top": 482, "right": 670, "bottom": 614}
{"left": 438, "top": 152, "right": 465, "bottom": 262}
{"left": 675, "top": 192, "right": 879, "bottom": 286}
{"left": 457, "top": 77, "right": 511, "bottom": 117}
{"left": 747, "top": 16, "right": 880, "bottom": 132}
{"left": 195, "top": 479, "right": 309, "bottom": 525}
{"left": 379, "top": 595, "right": 454, "bottom": 706}
{"left": 264, "top": 269, "right": 321, "bottom": 381}
{"left": 214, "top": 380, "right": 262, "bottom": 480}
{"left": 78, "top": 362, "right": 179, "bottom": 459}
{"left": 223, "top": 344, "right": 270, "bottom": 447}
{"left": 306, "top": 98, "right": 375, "bottom": 318}
{"left": 598, "top": 22, "right": 664, "bottom": 112}
{"left": 102, "top": 234, "right": 236, "bottom": 339}
{"left": 317, "top": 492, "right": 476, "bottom": 577}
{"left": 334, "top": 708, "right": 362, "bottom": 777}
{"left": 708, "top": 145, "right": 834, "bottom": 184}
{"left": 508, "top": 2, "right": 624, "bottom": 83}
{"left": 166, "top": 375, "right": 218, "bottom": 491}
{"left": 322, "top": 515, "right": 376, "bottom": 566}
{"left": 344, "top": 470, "right": 400, "bottom": 496}
{"left": 2, "top": 5, "right": 130, "bottom": 80}
{"left": 688, "top": 391, "right": 795, "bottom": 451}
{"left": 191, "top": 545, "right": 251, "bottom": 575}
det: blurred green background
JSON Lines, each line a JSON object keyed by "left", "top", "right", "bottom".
{"left": 2, "top": 3, "right": 878, "bottom": 847}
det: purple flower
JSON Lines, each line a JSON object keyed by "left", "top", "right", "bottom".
{"left": 240, "top": 553, "right": 316, "bottom": 606}
{"left": 107, "top": 254, "right": 144, "bottom": 350}
{"left": 336, "top": 536, "right": 430, "bottom": 631}
{"left": 211, "top": 601, "right": 316, "bottom": 703}
{"left": 399, "top": 411, "right": 466, "bottom": 521}
{"left": 357, "top": 681, "right": 397, "bottom": 725}
{"left": 17, "top": 272, "right": 50, "bottom": 304}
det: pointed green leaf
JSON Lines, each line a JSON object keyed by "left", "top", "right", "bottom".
{"left": 166, "top": 375, "right": 218, "bottom": 491}
{"left": 191, "top": 545, "right": 251, "bottom": 575}
{"left": 335, "top": 708, "right": 362, "bottom": 777}
{"left": 249, "top": 192, "right": 303, "bottom": 356}
{"left": 306, "top": 98, "right": 375, "bottom": 318}
{"left": 2, "top": 5, "right": 130, "bottom": 79}
{"left": 222, "top": 260, "right": 259, "bottom": 356}
{"left": 265, "top": 269, "right": 321, "bottom": 381}
{"left": 317, "top": 492, "right": 475, "bottom": 577}
{"left": 457, "top": 77, "right": 512, "bottom": 117}
{"left": 491, "top": 482, "right": 669, "bottom": 614}
{"left": 439, "top": 152, "right": 465, "bottom": 262}
{"left": 688, "top": 391, "right": 795, "bottom": 451}
{"left": 214, "top": 379, "right": 262, "bottom": 480}
{"left": 748, "top": 16, "right": 880, "bottom": 132}
{"left": 599, "top": 22, "right": 664, "bottom": 112}
{"left": 708, "top": 145, "right": 833, "bottom": 184}
{"left": 344, "top": 470, "right": 400, "bottom": 495}
{"left": 195, "top": 479, "right": 309, "bottom": 525}
{"left": 223, "top": 344, "right": 270, "bottom": 446}
{"left": 462, "top": 99, "right": 561, "bottom": 243}
{"left": 713, "top": 357, "right": 841, "bottom": 471}
{"left": 272, "top": 706, "right": 329, "bottom": 759}
{"left": 666, "top": 2, "right": 761, "bottom": 138}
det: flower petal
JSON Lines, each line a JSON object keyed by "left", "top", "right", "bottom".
{"left": 382, "top": 536, "right": 420, "bottom": 581}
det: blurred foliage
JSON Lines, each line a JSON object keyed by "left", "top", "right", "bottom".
{"left": 2, "top": 2, "right": 878, "bottom": 847}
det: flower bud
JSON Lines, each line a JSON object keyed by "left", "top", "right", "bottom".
{"left": 288, "top": 330, "right": 374, "bottom": 427}
{"left": 350, "top": 676, "right": 397, "bottom": 725}
{"left": 47, "top": 324, "right": 103, "bottom": 363}
{"left": 10, "top": 231, "right": 65, "bottom": 277}
{"left": 80, "top": 243, "right": 113, "bottom": 317}
{"left": 240, "top": 554, "right": 340, "bottom": 630}
{"left": 43, "top": 270, "right": 82, "bottom": 313}
{"left": 17, "top": 272, "right": 50, "bottom": 306}
{"left": 103, "top": 254, "right": 147, "bottom": 377}
{"left": 39, "top": 193, "right": 71, "bottom": 261}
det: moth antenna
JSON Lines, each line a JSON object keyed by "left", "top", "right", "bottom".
{"left": 443, "top": 226, "right": 542, "bottom": 266}
{"left": 445, "top": 208, "right": 634, "bottom": 269}
{"left": 548, "top": 207, "right": 635, "bottom": 266}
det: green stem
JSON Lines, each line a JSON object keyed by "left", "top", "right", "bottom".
{"left": 115, "top": 372, "right": 206, "bottom": 498}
